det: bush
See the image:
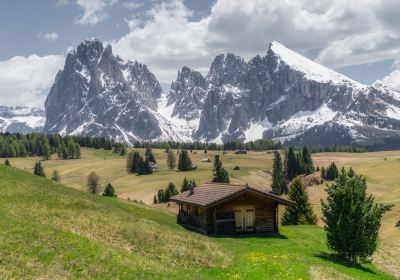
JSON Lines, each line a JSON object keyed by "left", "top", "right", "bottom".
{"left": 103, "top": 183, "right": 117, "bottom": 197}
{"left": 233, "top": 166, "right": 240, "bottom": 170}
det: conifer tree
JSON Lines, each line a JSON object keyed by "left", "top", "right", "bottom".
{"left": 167, "top": 149, "right": 176, "bottom": 170}
{"left": 302, "top": 147, "right": 314, "bottom": 174}
{"left": 126, "top": 151, "right": 134, "bottom": 173}
{"left": 42, "top": 142, "right": 51, "bottom": 160}
{"left": 103, "top": 183, "right": 117, "bottom": 197}
{"left": 180, "top": 177, "right": 190, "bottom": 192}
{"left": 178, "top": 150, "right": 192, "bottom": 171}
{"left": 145, "top": 146, "right": 156, "bottom": 163}
{"left": 120, "top": 145, "right": 127, "bottom": 156}
{"left": 87, "top": 171, "right": 100, "bottom": 194}
{"left": 282, "top": 177, "right": 317, "bottom": 225}
{"left": 75, "top": 143, "right": 81, "bottom": 159}
{"left": 214, "top": 155, "right": 222, "bottom": 170}
{"left": 157, "top": 189, "right": 165, "bottom": 203}
{"left": 4, "top": 159, "right": 11, "bottom": 166}
{"left": 131, "top": 152, "right": 141, "bottom": 173}
{"left": 325, "top": 162, "right": 339, "bottom": 180}
{"left": 271, "top": 151, "right": 287, "bottom": 195}
{"left": 286, "top": 147, "right": 297, "bottom": 180}
{"left": 153, "top": 195, "right": 158, "bottom": 204}
{"left": 321, "top": 166, "right": 326, "bottom": 179}
{"left": 321, "top": 168, "right": 392, "bottom": 263}
{"left": 51, "top": 170, "right": 61, "bottom": 182}
{"left": 34, "top": 161, "right": 46, "bottom": 177}
{"left": 164, "top": 182, "right": 179, "bottom": 201}
{"left": 212, "top": 155, "right": 230, "bottom": 183}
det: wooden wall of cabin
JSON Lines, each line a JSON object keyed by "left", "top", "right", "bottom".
{"left": 177, "top": 204, "right": 209, "bottom": 234}
{"left": 214, "top": 192, "right": 277, "bottom": 234}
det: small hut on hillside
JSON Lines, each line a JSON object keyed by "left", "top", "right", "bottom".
{"left": 170, "top": 183, "right": 295, "bottom": 235}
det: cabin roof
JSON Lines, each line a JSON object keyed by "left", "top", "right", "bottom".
{"left": 170, "top": 183, "right": 295, "bottom": 208}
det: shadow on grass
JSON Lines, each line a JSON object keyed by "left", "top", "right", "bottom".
{"left": 178, "top": 224, "right": 287, "bottom": 239}
{"left": 315, "top": 252, "right": 377, "bottom": 275}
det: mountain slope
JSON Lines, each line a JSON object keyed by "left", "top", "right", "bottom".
{"left": 0, "top": 106, "right": 45, "bottom": 133}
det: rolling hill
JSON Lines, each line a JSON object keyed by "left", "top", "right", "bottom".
{"left": 0, "top": 163, "right": 396, "bottom": 279}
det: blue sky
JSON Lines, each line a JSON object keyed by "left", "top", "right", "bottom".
{"left": 0, "top": 0, "right": 399, "bottom": 108}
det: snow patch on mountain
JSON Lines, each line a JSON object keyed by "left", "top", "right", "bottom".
{"left": 244, "top": 118, "right": 273, "bottom": 141}
{"left": 0, "top": 106, "right": 45, "bottom": 133}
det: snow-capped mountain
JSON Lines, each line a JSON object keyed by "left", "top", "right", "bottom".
{"left": 44, "top": 39, "right": 184, "bottom": 144}
{"left": 0, "top": 106, "right": 45, "bottom": 133}
{"left": 42, "top": 38, "right": 400, "bottom": 147}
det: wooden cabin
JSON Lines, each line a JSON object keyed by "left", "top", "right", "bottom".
{"left": 170, "top": 183, "right": 295, "bottom": 235}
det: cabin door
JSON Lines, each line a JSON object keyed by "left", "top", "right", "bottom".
{"left": 234, "top": 206, "right": 255, "bottom": 232}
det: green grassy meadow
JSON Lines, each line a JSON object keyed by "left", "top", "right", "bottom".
{"left": 0, "top": 164, "right": 397, "bottom": 279}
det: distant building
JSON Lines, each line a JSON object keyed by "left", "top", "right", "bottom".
{"left": 171, "top": 183, "right": 295, "bottom": 235}
{"left": 191, "top": 164, "right": 198, "bottom": 170}
{"left": 201, "top": 158, "right": 211, "bottom": 162}
{"left": 235, "top": 150, "right": 248, "bottom": 154}
{"left": 149, "top": 162, "right": 158, "bottom": 172}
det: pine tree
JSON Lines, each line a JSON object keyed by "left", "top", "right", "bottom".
{"left": 87, "top": 171, "right": 100, "bottom": 194}
{"left": 42, "top": 142, "right": 51, "bottom": 160}
{"left": 178, "top": 150, "right": 192, "bottom": 171}
{"left": 286, "top": 147, "right": 297, "bottom": 180}
{"left": 302, "top": 147, "right": 314, "bottom": 175}
{"left": 75, "top": 143, "right": 81, "bottom": 159}
{"left": 126, "top": 151, "right": 134, "bottom": 173}
{"left": 131, "top": 152, "right": 141, "bottom": 173}
{"left": 321, "top": 168, "right": 392, "bottom": 263}
{"left": 325, "top": 162, "right": 339, "bottom": 180}
{"left": 120, "top": 145, "right": 127, "bottom": 156}
{"left": 271, "top": 151, "right": 287, "bottom": 195}
{"left": 103, "top": 183, "right": 117, "bottom": 197}
{"left": 67, "top": 141, "right": 76, "bottom": 159}
{"left": 157, "top": 189, "right": 165, "bottom": 203}
{"left": 51, "top": 170, "right": 61, "bottom": 182}
{"left": 167, "top": 149, "right": 176, "bottom": 170}
{"left": 4, "top": 159, "right": 11, "bottom": 166}
{"left": 321, "top": 166, "right": 326, "bottom": 179}
{"left": 282, "top": 177, "right": 317, "bottom": 225}
{"left": 180, "top": 177, "right": 190, "bottom": 192}
{"left": 316, "top": 166, "right": 320, "bottom": 172}
{"left": 33, "top": 161, "right": 46, "bottom": 177}
{"left": 164, "top": 182, "right": 179, "bottom": 201}
{"left": 145, "top": 146, "right": 156, "bottom": 163}
{"left": 212, "top": 155, "right": 230, "bottom": 183}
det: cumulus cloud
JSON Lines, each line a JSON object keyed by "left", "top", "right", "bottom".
{"left": 39, "top": 32, "right": 59, "bottom": 42}
{"left": 0, "top": 55, "right": 64, "bottom": 108}
{"left": 112, "top": 0, "right": 400, "bottom": 83}
{"left": 75, "top": 0, "right": 118, "bottom": 26}
{"left": 122, "top": 1, "right": 143, "bottom": 10}
{"left": 378, "top": 59, "right": 400, "bottom": 91}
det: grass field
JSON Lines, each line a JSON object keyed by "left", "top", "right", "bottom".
{"left": 2, "top": 148, "right": 400, "bottom": 278}
{"left": 0, "top": 164, "right": 397, "bottom": 279}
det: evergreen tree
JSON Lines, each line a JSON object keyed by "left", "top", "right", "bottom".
{"left": 153, "top": 195, "right": 158, "bottom": 204}
{"left": 302, "top": 147, "right": 314, "bottom": 175}
{"left": 325, "top": 162, "right": 339, "bottom": 180}
{"left": 166, "top": 149, "right": 176, "bottom": 170}
{"left": 120, "top": 145, "right": 127, "bottom": 156}
{"left": 103, "top": 183, "right": 117, "bottom": 197}
{"left": 316, "top": 166, "right": 320, "bottom": 172}
{"left": 131, "top": 152, "right": 141, "bottom": 173}
{"left": 157, "top": 189, "right": 165, "bottom": 203}
{"left": 321, "top": 168, "right": 392, "bottom": 263}
{"left": 271, "top": 151, "right": 287, "bottom": 195}
{"left": 61, "top": 144, "right": 68, "bottom": 160}
{"left": 33, "top": 161, "right": 46, "bottom": 177}
{"left": 87, "top": 171, "right": 100, "bottom": 194}
{"left": 75, "top": 143, "right": 81, "bottom": 159}
{"left": 178, "top": 150, "right": 192, "bottom": 171}
{"left": 42, "top": 142, "right": 51, "bottom": 160}
{"left": 164, "top": 182, "right": 179, "bottom": 201}
{"left": 282, "top": 177, "right": 317, "bottom": 225}
{"left": 180, "top": 177, "right": 190, "bottom": 192}
{"left": 286, "top": 147, "right": 297, "bottom": 180}
{"left": 321, "top": 166, "right": 326, "bottom": 179}
{"left": 51, "top": 170, "right": 61, "bottom": 182}
{"left": 4, "top": 159, "right": 11, "bottom": 166}
{"left": 145, "top": 146, "right": 156, "bottom": 163}
{"left": 212, "top": 155, "right": 230, "bottom": 183}
{"left": 67, "top": 141, "right": 76, "bottom": 159}
{"left": 137, "top": 156, "right": 152, "bottom": 175}
{"left": 126, "top": 151, "right": 134, "bottom": 173}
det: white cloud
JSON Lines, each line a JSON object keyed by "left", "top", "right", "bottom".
{"left": 112, "top": 0, "right": 400, "bottom": 84}
{"left": 122, "top": 1, "right": 143, "bottom": 10}
{"left": 378, "top": 59, "right": 400, "bottom": 91}
{"left": 39, "top": 32, "right": 59, "bottom": 42}
{"left": 75, "top": 0, "right": 118, "bottom": 26}
{"left": 0, "top": 55, "right": 64, "bottom": 108}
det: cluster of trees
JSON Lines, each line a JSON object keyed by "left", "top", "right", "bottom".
{"left": 70, "top": 136, "right": 115, "bottom": 150}
{"left": 0, "top": 133, "right": 81, "bottom": 160}
{"left": 271, "top": 147, "right": 314, "bottom": 195}
{"left": 113, "top": 143, "right": 127, "bottom": 156}
{"left": 126, "top": 150, "right": 154, "bottom": 175}
{"left": 86, "top": 171, "right": 116, "bottom": 197}
{"left": 212, "top": 155, "right": 230, "bottom": 183}
{"left": 310, "top": 145, "right": 368, "bottom": 153}
{"left": 320, "top": 162, "right": 339, "bottom": 181}
{"left": 154, "top": 177, "right": 197, "bottom": 203}
{"left": 131, "top": 139, "right": 281, "bottom": 152}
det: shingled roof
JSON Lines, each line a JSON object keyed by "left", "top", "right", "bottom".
{"left": 170, "top": 183, "right": 295, "bottom": 208}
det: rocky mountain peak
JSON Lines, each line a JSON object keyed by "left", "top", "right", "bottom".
{"left": 207, "top": 53, "right": 247, "bottom": 87}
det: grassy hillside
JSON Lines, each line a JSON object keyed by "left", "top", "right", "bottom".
{"left": 0, "top": 164, "right": 396, "bottom": 279}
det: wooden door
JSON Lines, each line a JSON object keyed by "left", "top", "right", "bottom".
{"left": 234, "top": 206, "right": 255, "bottom": 232}
{"left": 245, "top": 207, "right": 255, "bottom": 231}
{"left": 233, "top": 208, "right": 244, "bottom": 232}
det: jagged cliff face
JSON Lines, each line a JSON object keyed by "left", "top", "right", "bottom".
{"left": 43, "top": 39, "right": 166, "bottom": 143}
{"left": 0, "top": 106, "right": 45, "bottom": 133}
{"left": 41, "top": 38, "right": 400, "bottom": 146}
{"left": 188, "top": 42, "right": 400, "bottom": 145}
